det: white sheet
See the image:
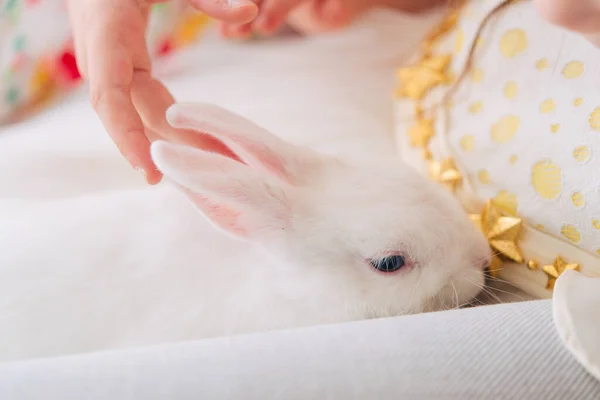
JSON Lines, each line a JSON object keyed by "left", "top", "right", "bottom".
{"left": 0, "top": 9, "right": 444, "bottom": 360}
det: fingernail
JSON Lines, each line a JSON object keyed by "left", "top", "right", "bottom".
{"left": 227, "top": 0, "right": 249, "bottom": 8}
{"left": 134, "top": 166, "right": 147, "bottom": 180}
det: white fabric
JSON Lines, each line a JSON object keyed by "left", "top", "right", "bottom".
{"left": 554, "top": 270, "right": 600, "bottom": 382}
{"left": 3, "top": 300, "right": 600, "bottom": 400}
{"left": 0, "top": 9, "right": 453, "bottom": 359}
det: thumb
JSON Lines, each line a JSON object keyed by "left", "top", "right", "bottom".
{"left": 187, "top": 0, "right": 259, "bottom": 24}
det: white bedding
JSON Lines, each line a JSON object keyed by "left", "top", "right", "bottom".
{"left": 0, "top": 9, "right": 446, "bottom": 361}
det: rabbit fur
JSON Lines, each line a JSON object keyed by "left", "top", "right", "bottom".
{"left": 0, "top": 10, "right": 489, "bottom": 361}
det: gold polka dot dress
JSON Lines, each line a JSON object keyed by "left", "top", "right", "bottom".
{"left": 395, "top": 0, "right": 600, "bottom": 298}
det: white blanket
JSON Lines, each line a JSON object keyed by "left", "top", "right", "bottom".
{"left": 0, "top": 9, "right": 440, "bottom": 359}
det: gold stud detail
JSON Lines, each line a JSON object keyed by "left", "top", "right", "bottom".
{"left": 527, "top": 260, "right": 539, "bottom": 270}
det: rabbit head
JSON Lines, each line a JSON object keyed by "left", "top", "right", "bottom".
{"left": 151, "top": 103, "right": 491, "bottom": 317}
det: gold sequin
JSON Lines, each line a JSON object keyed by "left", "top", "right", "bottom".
{"left": 574, "top": 98, "right": 583, "bottom": 107}
{"left": 536, "top": 58, "right": 548, "bottom": 70}
{"left": 540, "top": 99, "right": 556, "bottom": 113}
{"left": 589, "top": 107, "right": 600, "bottom": 131}
{"left": 478, "top": 170, "right": 491, "bottom": 184}
{"left": 561, "top": 225, "right": 581, "bottom": 243}
{"left": 491, "top": 115, "right": 520, "bottom": 143}
{"left": 460, "top": 135, "right": 475, "bottom": 152}
{"left": 509, "top": 155, "right": 518, "bottom": 165}
{"left": 500, "top": 29, "right": 528, "bottom": 58}
{"left": 532, "top": 160, "right": 562, "bottom": 200}
{"left": 592, "top": 219, "right": 600, "bottom": 230}
{"left": 550, "top": 124, "right": 560, "bottom": 133}
{"left": 455, "top": 28, "right": 464, "bottom": 53}
{"left": 471, "top": 68, "right": 484, "bottom": 83}
{"left": 573, "top": 146, "right": 591, "bottom": 163}
{"left": 536, "top": 224, "right": 545, "bottom": 231}
{"left": 562, "top": 61, "right": 584, "bottom": 79}
{"left": 527, "top": 260, "right": 539, "bottom": 270}
{"left": 597, "top": 249, "right": 600, "bottom": 256}
{"left": 493, "top": 191, "right": 518, "bottom": 216}
{"left": 469, "top": 101, "right": 483, "bottom": 114}
{"left": 571, "top": 192, "right": 585, "bottom": 207}
{"left": 475, "top": 37, "right": 484, "bottom": 49}
{"left": 503, "top": 81, "right": 518, "bottom": 99}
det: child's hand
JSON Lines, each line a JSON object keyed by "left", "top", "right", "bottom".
{"left": 219, "top": 0, "right": 442, "bottom": 39}
{"left": 534, "top": 0, "right": 600, "bottom": 46}
{"left": 67, "top": 0, "right": 258, "bottom": 184}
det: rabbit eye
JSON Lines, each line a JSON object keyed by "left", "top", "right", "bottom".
{"left": 370, "top": 255, "right": 406, "bottom": 273}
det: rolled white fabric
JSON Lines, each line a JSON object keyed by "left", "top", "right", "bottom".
{"left": 2, "top": 300, "right": 599, "bottom": 400}
{"left": 554, "top": 270, "right": 600, "bottom": 383}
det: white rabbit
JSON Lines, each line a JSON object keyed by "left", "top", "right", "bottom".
{"left": 0, "top": 9, "right": 488, "bottom": 361}
{"left": 0, "top": 102, "right": 490, "bottom": 361}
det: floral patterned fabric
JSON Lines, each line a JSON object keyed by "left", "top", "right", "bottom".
{"left": 0, "top": 0, "right": 211, "bottom": 124}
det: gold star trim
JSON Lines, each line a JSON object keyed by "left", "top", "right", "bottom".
{"left": 469, "top": 200, "right": 524, "bottom": 277}
{"left": 543, "top": 256, "right": 580, "bottom": 291}
{"left": 396, "top": 54, "right": 453, "bottom": 100}
{"left": 421, "top": 54, "right": 453, "bottom": 73}
{"left": 408, "top": 118, "right": 435, "bottom": 148}
{"left": 429, "top": 158, "right": 462, "bottom": 191}
{"left": 420, "top": 6, "right": 465, "bottom": 54}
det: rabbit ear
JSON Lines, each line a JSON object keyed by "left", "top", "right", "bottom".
{"left": 151, "top": 140, "right": 292, "bottom": 240}
{"left": 165, "top": 102, "right": 317, "bottom": 184}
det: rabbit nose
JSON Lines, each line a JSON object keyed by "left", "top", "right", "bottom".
{"left": 480, "top": 259, "right": 490, "bottom": 270}
{"left": 475, "top": 255, "right": 491, "bottom": 271}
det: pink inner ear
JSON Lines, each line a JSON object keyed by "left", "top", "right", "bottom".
{"left": 232, "top": 138, "right": 290, "bottom": 182}
{"left": 180, "top": 187, "right": 248, "bottom": 237}
{"left": 173, "top": 128, "right": 244, "bottom": 164}
{"left": 171, "top": 112, "right": 291, "bottom": 183}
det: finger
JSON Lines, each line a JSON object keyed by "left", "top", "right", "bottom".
{"left": 223, "top": 22, "right": 254, "bottom": 39}
{"left": 315, "top": 0, "right": 354, "bottom": 28}
{"left": 218, "top": 21, "right": 231, "bottom": 38}
{"left": 130, "top": 72, "right": 238, "bottom": 156}
{"left": 130, "top": 70, "right": 176, "bottom": 137}
{"left": 253, "top": 0, "right": 303, "bottom": 35}
{"left": 231, "top": 0, "right": 260, "bottom": 38}
{"left": 86, "top": 4, "right": 162, "bottom": 184}
{"left": 286, "top": 0, "right": 352, "bottom": 34}
{"left": 533, "top": 0, "right": 600, "bottom": 33}
{"left": 187, "top": 0, "right": 259, "bottom": 24}
{"left": 91, "top": 83, "right": 162, "bottom": 184}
